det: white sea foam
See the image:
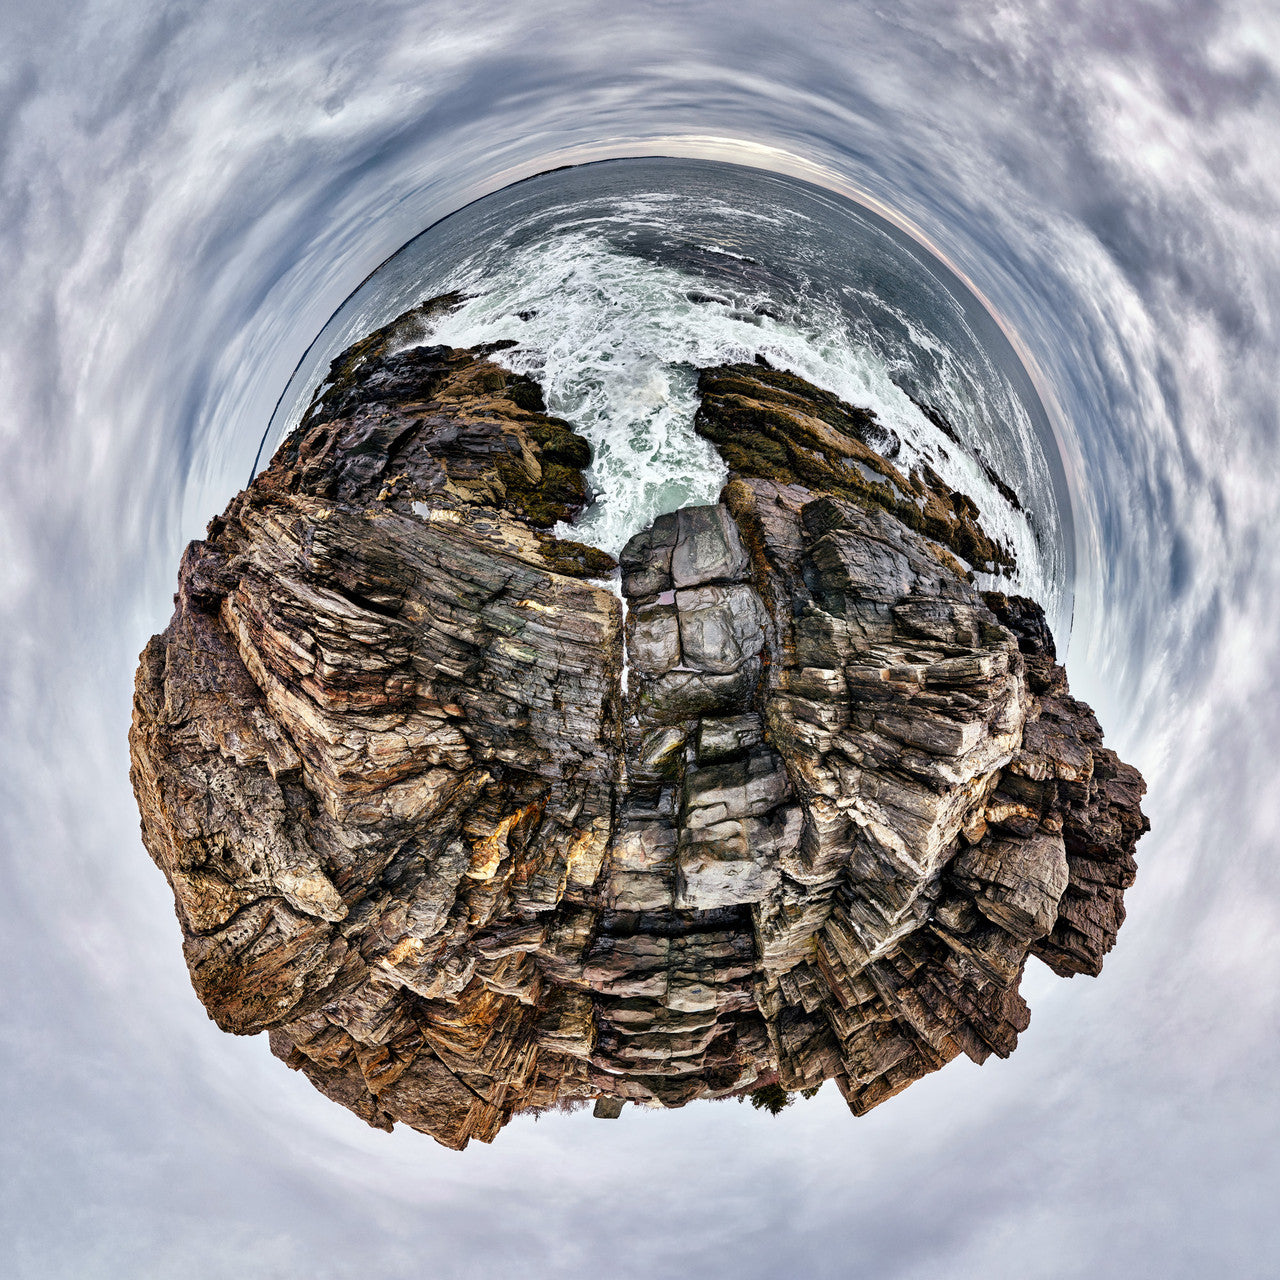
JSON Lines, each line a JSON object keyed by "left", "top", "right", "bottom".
{"left": 420, "top": 228, "right": 1050, "bottom": 604}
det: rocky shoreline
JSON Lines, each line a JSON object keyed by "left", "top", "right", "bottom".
{"left": 130, "top": 302, "right": 1147, "bottom": 1148}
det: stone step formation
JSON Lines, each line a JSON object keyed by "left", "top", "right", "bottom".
{"left": 130, "top": 300, "right": 1148, "bottom": 1149}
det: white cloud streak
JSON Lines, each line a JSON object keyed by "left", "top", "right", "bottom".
{"left": 3, "top": 1, "right": 1279, "bottom": 1276}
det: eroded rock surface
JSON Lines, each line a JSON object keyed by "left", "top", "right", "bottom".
{"left": 131, "top": 311, "right": 1147, "bottom": 1147}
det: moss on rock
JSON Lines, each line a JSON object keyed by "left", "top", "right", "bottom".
{"left": 695, "top": 364, "right": 1015, "bottom": 575}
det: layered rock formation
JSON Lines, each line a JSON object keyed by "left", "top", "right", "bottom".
{"left": 130, "top": 304, "right": 1147, "bottom": 1148}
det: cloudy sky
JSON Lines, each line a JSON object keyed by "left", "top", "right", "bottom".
{"left": 2, "top": 2, "right": 1278, "bottom": 1276}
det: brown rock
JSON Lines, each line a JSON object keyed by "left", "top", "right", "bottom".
{"left": 129, "top": 311, "right": 1148, "bottom": 1147}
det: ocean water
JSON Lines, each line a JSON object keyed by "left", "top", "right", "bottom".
{"left": 268, "top": 160, "right": 1069, "bottom": 630}
{"left": 2, "top": 4, "right": 1279, "bottom": 1279}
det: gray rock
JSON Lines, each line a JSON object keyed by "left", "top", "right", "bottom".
{"left": 620, "top": 513, "right": 678, "bottom": 598}
{"left": 675, "top": 583, "right": 767, "bottom": 673}
{"left": 627, "top": 601, "right": 681, "bottom": 675}
{"left": 670, "top": 504, "right": 751, "bottom": 588}
{"left": 696, "top": 714, "right": 764, "bottom": 763}
{"left": 637, "top": 661, "right": 762, "bottom": 723}
{"left": 951, "top": 831, "right": 1069, "bottom": 942}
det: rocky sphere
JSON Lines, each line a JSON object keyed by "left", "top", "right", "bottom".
{"left": 130, "top": 301, "right": 1148, "bottom": 1149}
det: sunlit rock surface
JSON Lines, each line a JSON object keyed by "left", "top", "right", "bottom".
{"left": 130, "top": 304, "right": 1147, "bottom": 1149}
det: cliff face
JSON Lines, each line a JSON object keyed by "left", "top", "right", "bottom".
{"left": 130, "top": 310, "right": 1147, "bottom": 1148}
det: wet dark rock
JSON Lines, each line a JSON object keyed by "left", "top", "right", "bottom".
{"left": 686, "top": 290, "right": 731, "bottom": 306}
{"left": 901, "top": 391, "right": 1024, "bottom": 513}
{"left": 696, "top": 363, "right": 1014, "bottom": 573}
{"left": 131, "top": 305, "right": 1147, "bottom": 1149}
{"left": 669, "top": 504, "right": 752, "bottom": 588}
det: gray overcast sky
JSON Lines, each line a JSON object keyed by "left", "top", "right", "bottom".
{"left": 2, "top": 2, "right": 1279, "bottom": 1276}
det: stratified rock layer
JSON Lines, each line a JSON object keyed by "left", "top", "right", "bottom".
{"left": 131, "top": 310, "right": 1147, "bottom": 1147}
